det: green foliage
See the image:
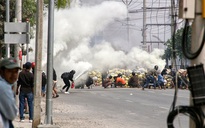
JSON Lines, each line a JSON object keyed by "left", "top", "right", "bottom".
{"left": 0, "top": 0, "right": 71, "bottom": 57}
{"left": 163, "top": 27, "right": 192, "bottom": 60}
{"left": 0, "top": 0, "right": 17, "bottom": 57}
{"left": 0, "top": 0, "right": 36, "bottom": 57}
{"left": 22, "top": 0, "right": 37, "bottom": 26}
{"left": 44, "top": 0, "right": 70, "bottom": 9}
{"left": 57, "top": 0, "right": 70, "bottom": 9}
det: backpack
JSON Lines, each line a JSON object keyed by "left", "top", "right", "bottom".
{"left": 42, "top": 72, "right": 47, "bottom": 86}
{"left": 61, "top": 72, "right": 70, "bottom": 79}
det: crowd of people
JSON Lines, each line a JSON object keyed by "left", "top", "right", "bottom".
{"left": 0, "top": 57, "right": 77, "bottom": 127}
{"left": 0, "top": 56, "right": 190, "bottom": 128}
{"left": 99, "top": 65, "right": 189, "bottom": 90}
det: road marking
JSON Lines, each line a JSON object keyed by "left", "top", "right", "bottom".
{"left": 140, "top": 103, "right": 153, "bottom": 106}
{"left": 159, "top": 106, "right": 169, "bottom": 110}
{"left": 125, "top": 100, "right": 133, "bottom": 103}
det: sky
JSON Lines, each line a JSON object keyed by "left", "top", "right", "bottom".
{"left": 29, "top": 0, "right": 166, "bottom": 82}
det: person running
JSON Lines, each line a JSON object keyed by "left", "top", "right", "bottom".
{"left": 0, "top": 58, "right": 20, "bottom": 128}
{"left": 61, "top": 70, "right": 75, "bottom": 94}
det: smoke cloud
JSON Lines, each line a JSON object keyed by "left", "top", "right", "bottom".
{"left": 29, "top": 1, "right": 166, "bottom": 83}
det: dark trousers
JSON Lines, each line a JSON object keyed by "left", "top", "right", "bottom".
{"left": 62, "top": 79, "right": 70, "bottom": 92}
{"left": 143, "top": 75, "right": 156, "bottom": 88}
{"left": 19, "top": 92, "right": 34, "bottom": 120}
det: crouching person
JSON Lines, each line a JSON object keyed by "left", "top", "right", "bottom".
{"left": 128, "top": 72, "right": 139, "bottom": 88}
{"left": 86, "top": 76, "right": 93, "bottom": 89}
{"left": 115, "top": 74, "right": 126, "bottom": 88}
{"left": 103, "top": 76, "right": 113, "bottom": 88}
{"left": 157, "top": 71, "right": 166, "bottom": 90}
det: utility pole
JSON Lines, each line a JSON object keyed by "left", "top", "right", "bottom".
{"left": 45, "top": 0, "right": 55, "bottom": 126}
{"left": 38, "top": 0, "right": 59, "bottom": 127}
{"left": 6, "top": 0, "right": 10, "bottom": 58}
{"left": 126, "top": 0, "right": 130, "bottom": 49}
{"left": 122, "top": 0, "right": 132, "bottom": 49}
{"left": 189, "top": 1, "right": 204, "bottom": 127}
{"left": 142, "top": 0, "right": 147, "bottom": 51}
{"left": 15, "top": 0, "right": 21, "bottom": 64}
{"left": 171, "top": 0, "right": 176, "bottom": 69}
{"left": 32, "top": 0, "right": 43, "bottom": 127}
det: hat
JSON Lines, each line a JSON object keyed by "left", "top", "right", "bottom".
{"left": 0, "top": 58, "right": 21, "bottom": 69}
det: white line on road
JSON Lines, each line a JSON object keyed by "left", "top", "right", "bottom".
{"left": 159, "top": 106, "right": 169, "bottom": 110}
{"left": 125, "top": 100, "right": 133, "bottom": 103}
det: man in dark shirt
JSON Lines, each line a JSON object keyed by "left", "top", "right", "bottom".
{"left": 16, "top": 62, "right": 34, "bottom": 123}
{"left": 128, "top": 72, "right": 139, "bottom": 88}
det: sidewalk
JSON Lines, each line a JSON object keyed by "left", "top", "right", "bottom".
{"left": 13, "top": 98, "right": 46, "bottom": 128}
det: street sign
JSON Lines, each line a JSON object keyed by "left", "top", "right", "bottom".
{"left": 4, "top": 22, "right": 29, "bottom": 32}
{"left": 4, "top": 34, "right": 30, "bottom": 44}
{"left": 4, "top": 22, "right": 30, "bottom": 44}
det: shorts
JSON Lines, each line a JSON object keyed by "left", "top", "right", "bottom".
{"left": 53, "top": 81, "right": 57, "bottom": 88}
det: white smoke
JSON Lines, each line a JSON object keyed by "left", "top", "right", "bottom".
{"left": 29, "top": 1, "right": 166, "bottom": 84}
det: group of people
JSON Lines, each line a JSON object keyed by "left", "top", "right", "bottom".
{"left": 142, "top": 65, "right": 166, "bottom": 90}
{"left": 0, "top": 58, "right": 37, "bottom": 127}
{"left": 142, "top": 65, "right": 189, "bottom": 90}
{"left": 0, "top": 57, "right": 76, "bottom": 128}
{"left": 101, "top": 65, "right": 181, "bottom": 90}
{"left": 102, "top": 71, "right": 140, "bottom": 89}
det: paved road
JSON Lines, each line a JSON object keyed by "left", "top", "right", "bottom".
{"left": 53, "top": 87, "right": 190, "bottom": 128}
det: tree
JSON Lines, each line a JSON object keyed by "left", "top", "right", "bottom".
{"left": 162, "top": 27, "right": 192, "bottom": 67}
{"left": 0, "top": 0, "right": 71, "bottom": 58}
{"left": 44, "top": 0, "right": 70, "bottom": 9}
{"left": 0, "top": 0, "right": 37, "bottom": 58}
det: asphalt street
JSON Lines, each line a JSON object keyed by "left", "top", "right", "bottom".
{"left": 53, "top": 86, "right": 190, "bottom": 128}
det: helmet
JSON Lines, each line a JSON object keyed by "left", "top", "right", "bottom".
{"left": 108, "top": 75, "right": 112, "bottom": 79}
{"left": 154, "top": 65, "right": 158, "bottom": 70}
{"left": 117, "top": 73, "right": 122, "bottom": 77}
{"left": 132, "top": 71, "right": 135, "bottom": 76}
{"left": 31, "top": 62, "right": 35, "bottom": 68}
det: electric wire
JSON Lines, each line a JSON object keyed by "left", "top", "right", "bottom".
{"left": 167, "top": 106, "right": 204, "bottom": 128}
{"left": 182, "top": 19, "right": 205, "bottom": 59}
